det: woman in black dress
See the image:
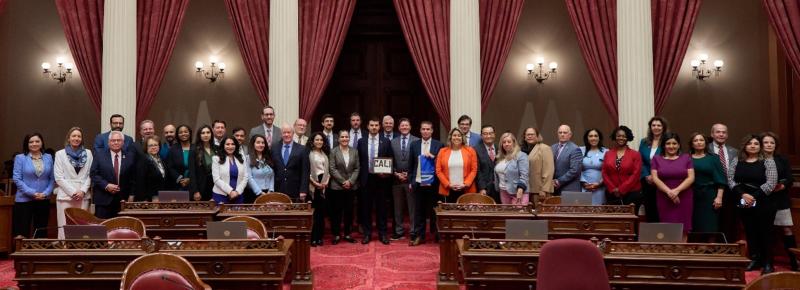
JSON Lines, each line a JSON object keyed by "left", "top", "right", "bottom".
{"left": 760, "top": 132, "right": 797, "bottom": 271}
{"left": 189, "top": 125, "right": 215, "bottom": 201}
{"left": 136, "top": 136, "right": 167, "bottom": 201}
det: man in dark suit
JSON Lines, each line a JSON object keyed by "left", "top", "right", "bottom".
{"left": 407, "top": 121, "right": 443, "bottom": 246}
{"left": 357, "top": 117, "right": 394, "bottom": 244}
{"left": 382, "top": 115, "right": 399, "bottom": 140}
{"left": 552, "top": 124, "right": 582, "bottom": 195}
{"left": 321, "top": 114, "right": 337, "bottom": 149}
{"left": 349, "top": 112, "right": 367, "bottom": 150}
{"left": 250, "top": 106, "right": 282, "bottom": 150}
{"left": 93, "top": 114, "right": 134, "bottom": 153}
{"left": 271, "top": 123, "right": 310, "bottom": 201}
{"left": 132, "top": 120, "right": 157, "bottom": 157}
{"left": 474, "top": 125, "right": 500, "bottom": 203}
{"left": 91, "top": 131, "right": 137, "bottom": 218}
{"left": 389, "top": 118, "right": 419, "bottom": 240}
{"left": 709, "top": 123, "right": 740, "bottom": 243}
{"left": 457, "top": 115, "right": 481, "bottom": 147}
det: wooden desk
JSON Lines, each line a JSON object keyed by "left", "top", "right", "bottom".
{"left": 12, "top": 237, "right": 292, "bottom": 290}
{"left": 536, "top": 204, "right": 638, "bottom": 241}
{"left": 217, "top": 203, "right": 313, "bottom": 290}
{"left": 118, "top": 201, "right": 218, "bottom": 239}
{"left": 456, "top": 238, "right": 748, "bottom": 290}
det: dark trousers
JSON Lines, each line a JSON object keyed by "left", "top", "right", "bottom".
{"left": 359, "top": 176, "right": 390, "bottom": 237}
{"left": 719, "top": 187, "right": 741, "bottom": 242}
{"left": 329, "top": 189, "right": 356, "bottom": 237}
{"left": 741, "top": 205, "right": 777, "bottom": 264}
{"left": 413, "top": 184, "right": 440, "bottom": 239}
{"left": 242, "top": 187, "right": 259, "bottom": 204}
{"left": 605, "top": 190, "right": 642, "bottom": 208}
{"left": 95, "top": 199, "right": 122, "bottom": 219}
{"left": 311, "top": 185, "right": 327, "bottom": 241}
{"left": 13, "top": 200, "right": 50, "bottom": 238}
{"left": 641, "top": 179, "right": 660, "bottom": 222}
{"left": 484, "top": 185, "right": 500, "bottom": 204}
{"left": 442, "top": 189, "right": 466, "bottom": 203}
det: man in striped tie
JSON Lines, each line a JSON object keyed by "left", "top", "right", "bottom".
{"left": 709, "top": 123, "right": 739, "bottom": 244}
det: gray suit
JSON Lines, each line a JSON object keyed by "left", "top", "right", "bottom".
{"left": 551, "top": 141, "right": 582, "bottom": 194}
{"left": 249, "top": 123, "right": 281, "bottom": 148}
{"left": 329, "top": 146, "right": 360, "bottom": 191}
{"left": 390, "top": 134, "right": 419, "bottom": 237}
{"left": 328, "top": 146, "right": 359, "bottom": 236}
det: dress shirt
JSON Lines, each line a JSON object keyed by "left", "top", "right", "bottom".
{"left": 350, "top": 129, "right": 362, "bottom": 148}
{"left": 110, "top": 150, "right": 123, "bottom": 183}
{"left": 449, "top": 149, "right": 464, "bottom": 186}
{"left": 415, "top": 139, "right": 432, "bottom": 183}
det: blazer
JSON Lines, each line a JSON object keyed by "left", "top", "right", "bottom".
{"left": 466, "top": 131, "right": 481, "bottom": 147}
{"left": 390, "top": 134, "right": 419, "bottom": 173}
{"left": 382, "top": 130, "right": 400, "bottom": 140}
{"left": 135, "top": 155, "right": 167, "bottom": 201}
{"left": 638, "top": 138, "right": 662, "bottom": 179}
{"left": 408, "top": 138, "right": 444, "bottom": 188}
{"left": 211, "top": 155, "right": 249, "bottom": 197}
{"left": 54, "top": 149, "right": 93, "bottom": 201}
{"left": 552, "top": 141, "right": 582, "bottom": 192}
{"left": 329, "top": 146, "right": 360, "bottom": 191}
{"left": 473, "top": 142, "right": 497, "bottom": 192}
{"left": 293, "top": 134, "right": 309, "bottom": 146}
{"left": 528, "top": 143, "right": 555, "bottom": 194}
{"left": 708, "top": 143, "right": 738, "bottom": 181}
{"left": 166, "top": 143, "right": 193, "bottom": 189}
{"left": 90, "top": 149, "right": 137, "bottom": 206}
{"left": 494, "top": 151, "right": 529, "bottom": 193}
{"left": 13, "top": 153, "right": 55, "bottom": 202}
{"left": 188, "top": 147, "right": 214, "bottom": 200}
{"left": 357, "top": 134, "right": 394, "bottom": 188}
{"left": 435, "top": 146, "right": 478, "bottom": 196}
{"left": 271, "top": 142, "right": 310, "bottom": 198}
{"left": 250, "top": 123, "right": 282, "bottom": 148}
{"left": 601, "top": 147, "right": 642, "bottom": 195}
{"left": 93, "top": 131, "right": 134, "bottom": 153}
{"left": 322, "top": 130, "right": 338, "bottom": 149}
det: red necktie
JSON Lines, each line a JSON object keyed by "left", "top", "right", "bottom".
{"left": 717, "top": 144, "right": 727, "bottom": 174}
{"left": 488, "top": 146, "right": 495, "bottom": 162}
{"left": 113, "top": 153, "right": 120, "bottom": 184}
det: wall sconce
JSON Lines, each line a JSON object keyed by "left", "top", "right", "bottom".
{"left": 194, "top": 56, "right": 225, "bottom": 82}
{"left": 41, "top": 56, "right": 73, "bottom": 83}
{"left": 526, "top": 57, "right": 558, "bottom": 83}
{"left": 690, "top": 53, "right": 723, "bottom": 80}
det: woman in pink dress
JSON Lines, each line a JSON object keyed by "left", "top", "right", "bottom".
{"left": 651, "top": 133, "right": 695, "bottom": 234}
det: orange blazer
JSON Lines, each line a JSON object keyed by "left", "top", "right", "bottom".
{"left": 435, "top": 146, "right": 478, "bottom": 196}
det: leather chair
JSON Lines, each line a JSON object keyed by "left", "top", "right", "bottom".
{"left": 65, "top": 207, "right": 105, "bottom": 225}
{"left": 222, "top": 216, "right": 268, "bottom": 239}
{"left": 456, "top": 193, "right": 496, "bottom": 205}
{"left": 120, "top": 253, "right": 211, "bottom": 290}
{"left": 101, "top": 216, "right": 146, "bottom": 239}
{"left": 254, "top": 192, "right": 292, "bottom": 204}
{"left": 543, "top": 196, "right": 561, "bottom": 205}
{"left": 536, "top": 239, "right": 610, "bottom": 290}
{"left": 744, "top": 271, "right": 800, "bottom": 290}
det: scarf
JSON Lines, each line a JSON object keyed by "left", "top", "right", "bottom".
{"left": 65, "top": 145, "right": 88, "bottom": 169}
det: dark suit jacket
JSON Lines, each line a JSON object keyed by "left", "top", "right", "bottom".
{"left": 407, "top": 138, "right": 443, "bottom": 188}
{"left": 93, "top": 131, "right": 134, "bottom": 153}
{"left": 272, "top": 142, "right": 310, "bottom": 198}
{"left": 473, "top": 142, "right": 497, "bottom": 192}
{"left": 552, "top": 141, "right": 582, "bottom": 193}
{"left": 166, "top": 143, "right": 193, "bottom": 189}
{"left": 135, "top": 156, "right": 166, "bottom": 201}
{"left": 90, "top": 149, "right": 137, "bottom": 206}
{"left": 357, "top": 135, "right": 394, "bottom": 188}
{"left": 188, "top": 147, "right": 213, "bottom": 200}
{"left": 348, "top": 128, "right": 368, "bottom": 149}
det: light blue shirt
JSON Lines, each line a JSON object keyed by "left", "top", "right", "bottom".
{"left": 579, "top": 146, "right": 607, "bottom": 205}
{"left": 248, "top": 162, "right": 275, "bottom": 194}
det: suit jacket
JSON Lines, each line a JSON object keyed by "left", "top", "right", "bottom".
{"left": 466, "top": 131, "right": 481, "bottom": 147}
{"left": 473, "top": 142, "right": 497, "bottom": 192}
{"left": 328, "top": 146, "right": 360, "bottom": 191}
{"left": 382, "top": 130, "right": 400, "bottom": 140}
{"left": 390, "top": 134, "right": 419, "bottom": 173}
{"left": 348, "top": 128, "right": 367, "bottom": 149}
{"left": 166, "top": 143, "right": 193, "bottom": 188}
{"left": 211, "top": 155, "right": 249, "bottom": 197}
{"left": 322, "top": 130, "right": 338, "bottom": 149}
{"left": 708, "top": 143, "right": 738, "bottom": 180}
{"left": 551, "top": 141, "right": 582, "bottom": 193}
{"left": 408, "top": 138, "right": 444, "bottom": 188}
{"left": 435, "top": 146, "right": 479, "bottom": 195}
{"left": 601, "top": 147, "right": 642, "bottom": 194}
{"left": 54, "top": 149, "right": 93, "bottom": 201}
{"left": 638, "top": 138, "right": 663, "bottom": 179}
{"left": 250, "top": 123, "right": 282, "bottom": 148}
{"left": 495, "top": 152, "right": 529, "bottom": 193}
{"left": 271, "top": 142, "right": 310, "bottom": 198}
{"left": 293, "top": 134, "right": 309, "bottom": 146}
{"left": 528, "top": 143, "right": 554, "bottom": 194}
{"left": 93, "top": 131, "right": 134, "bottom": 153}
{"left": 135, "top": 155, "right": 166, "bottom": 201}
{"left": 357, "top": 134, "right": 394, "bottom": 188}
{"left": 90, "top": 149, "right": 137, "bottom": 206}
{"left": 13, "top": 153, "right": 55, "bottom": 202}
{"left": 188, "top": 147, "right": 214, "bottom": 200}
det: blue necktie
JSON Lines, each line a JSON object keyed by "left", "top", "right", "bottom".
{"left": 282, "top": 144, "right": 290, "bottom": 166}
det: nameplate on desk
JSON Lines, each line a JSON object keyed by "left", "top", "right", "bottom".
{"left": 371, "top": 158, "right": 393, "bottom": 174}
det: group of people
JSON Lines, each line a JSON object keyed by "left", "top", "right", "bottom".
{"left": 10, "top": 108, "right": 796, "bottom": 274}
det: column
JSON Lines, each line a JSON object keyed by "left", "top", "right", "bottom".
{"left": 101, "top": 0, "right": 137, "bottom": 136}
{"left": 450, "top": 0, "right": 482, "bottom": 131}
{"left": 617, "top": 0, "right": 654, "bottom": 149}
{"left": 269, "top": 0, "right": 300, "bottom": 126}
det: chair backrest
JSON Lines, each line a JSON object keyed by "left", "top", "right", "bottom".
{"left": 101, "top": 216, "right": 146, "bottom": 240}
{"left": 456, "top": 193, "right": 496, "bottom": 205}
{"left": 744, "top": 271, "right": 800, "bottom": 290}
{"left": 543, "top": 196, "right": 561, "bottom": 205}
{"left": 222, "top": 216, "right": 267, "bottom": 239}
{"left": 120, "top": 253, "right": 211, "bottom": 290}
{"left": 536, "top": 239, "right": 610, "bottom": 290}
{"left": 65, "top": 208, "right": 104, "bottom": 225}
{"left": 254, "top": 192, "right": 292, "bottom": 204}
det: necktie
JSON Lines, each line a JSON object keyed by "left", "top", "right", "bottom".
{"left": 369, "top": 137, "right": 376, "bottom": 171}
{"left": 113, "top": 153, "right": 120, "bottom": 184}
{"left": 266, "top": 129, "right": 272, "bottom": 148}
{"left": 282, "top": 145, "right": 290, "bottom": 166}
{"left": 352, "top": 130, "right": 359, "bottom": 148}
{"left": 718, "top": 144, "right": 727, "bottom": 174}
{"left": 488, "top": 146, "right": 495, "bottom": 162}
{"left": 401, "top": 136, "right": 407, "bottom": 158}
{"left": 556, "top": 143, "right": 565, "bottom": 159}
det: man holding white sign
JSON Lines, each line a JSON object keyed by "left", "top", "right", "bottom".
{"left": 357, "top": 118, "right": 394, "bottom": 245}
{"left": 407, "top": 121, "right": 443, "bottom": 246}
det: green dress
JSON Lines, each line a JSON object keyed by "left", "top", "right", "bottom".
{"left": 691, "top": 154, "right": 727, "bottom": 232}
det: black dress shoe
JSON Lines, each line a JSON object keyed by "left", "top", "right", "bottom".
{"left": 361, "top": 236, "right": 371, "bottom": 244}
{"left": 332, "top": 236, "right": 341, "bottom": 245}
{"left": 746, "top": 260, "right": 762, "bottom": 271}
{"left": 410, "top": 237, "right": 423, "bottom": 246}
{"left": 316, "top": 240, "right": 323, "bottom": 246}
{"left": 310, "top": 240, "right": 318, "bottom": 247}
{"left": 380, "top": 236, "right": 391, "bottom": 245}
{"left": 391, "top": 233, "right": 405, "bottom": 240}
{"left": 762, "top": 263, "right": 775, "bottom": 274}
{"left": 343, "top": 235, "right": 357, "bottom": 243}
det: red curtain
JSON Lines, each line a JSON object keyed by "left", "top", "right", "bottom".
{"left": 225, "top": 0, "right": 270, "bottom": 105}
{"left": 394, "top": 0, "right": 451, "bottom": 128}
{"left": 652, "top": 0, "right": 701, "bottom": 115}
{"left": 136, "top": 0, "right": 189, "bottom": 123}
{"left": 55, "top": 0, "right": 104, "bottom": 114}
{"left": 764, "top": 0, "right": 800, "bottom": 80}
{"left": 479, "top": 0, "right": 524, "bottom": 112}
{"left": 0, "top": 0, "right": 7, "bottom": 16}
{"left": 298, "top": 0, "right": 356, "bottom": 120}
{"left": 565, "top": 0, "right": 618, "bottom": 123}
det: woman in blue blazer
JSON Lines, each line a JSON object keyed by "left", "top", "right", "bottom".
{"left": 12, "top": 133, "right": 55, "bottom": 238}
{"left": 639, "top": 116, "right": 668, "bottom": 222}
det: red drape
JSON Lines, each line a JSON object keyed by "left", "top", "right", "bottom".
{"left": 0, "top": 0, "right": 7, "bottom": 16}
{"left": 764, "top": 0, "right": 800, "bottom": 80}
{"left": 136, "top": 0, "right": 189, "bottom": 123}
{"left": 565, "top": 0, "right": 618, "bottom": 123}
{"left": 394, "top": 0, "right": 451, "bottom": 128}
{"left": 225, "top": 0, "right": 270, "bottom": 105}
{"left": 55, "top": 0, "right": 104, "bottom": 114}
{"left": 479, "top": 0, "right": 524, "bottom": 112}
{"left": 652, "top": 0, "right": 701, "bottom": 115}
{"left": 298, "top": 0, "right": 356, "bottom": 120}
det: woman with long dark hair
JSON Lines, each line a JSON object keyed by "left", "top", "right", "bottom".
{"left": 13, "top": 133, "right": 54, "bottom": 238}
{"left": 308, "top": 132, "right": 331, "bottom": 246}
{"left": 166, "top": 124, "right": 193, "bottom": 191}
{"left": 246, "top": 134, "right": 274, "bottom": 203}
{"left": 211, "top": 136, "right": 249, "bottom": 204}
{"left": 189, "top": 125, "right": 214, "bottom": 201}
{"left": 760, "top": 132, "right": 797, "bottom": 271}
{"left": 639, "top": 116, "right": 668, "bottom": 221}
{"left": 580, "top": 128, "right": 607, "bottom": 205}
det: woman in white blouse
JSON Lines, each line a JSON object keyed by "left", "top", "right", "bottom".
{"left": 308, "top": 132, "right": 331, "bottom": 246}
{"left": 494, "top": 132, "right": 529, "bottom": 204}
{"left": 54, "top": 127, "right": 94, "bottom": 239}
{"left": 211, "top": 136, "right": 249, "bottom": 204}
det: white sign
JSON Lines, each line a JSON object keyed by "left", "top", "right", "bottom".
{"left": 372, "top": 157, "right": 393, "bottom": 174}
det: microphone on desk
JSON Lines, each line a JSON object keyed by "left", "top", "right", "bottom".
{"left": 32, "top": 226, "right": 63, "bottom": 239}
{"left": 161, "top": 274, "right": 195, "bottom": 290}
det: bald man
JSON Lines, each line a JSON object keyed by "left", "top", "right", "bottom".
{"left": 293, "top": 118, "right": 309, "bottom": 145}
{"left": 271, "top": 123, "right": 310, "bottom": 201}
{"left": 551, "top": 125, "right": 582, "bottom": 195}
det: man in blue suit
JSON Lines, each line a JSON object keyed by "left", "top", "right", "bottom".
{"left": 271, "top": 123, "right": 310, "bottom": 201}
{"left": 93, "top": 114, "right": 134, "bottom": 154}
{"left": 457, "top": 115, "right": 481, "bottom": 147}
{"left": 91, "top": 131, "right": 137, "bottom": 218}
{"left": 551, "top": 124, "right": 582, "bottom": 195}
{"left": 358, "top": 117, "right": 394, "bottom": 245}
{"left": 407, "top": 121, "right": 443, "bottom": 246}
